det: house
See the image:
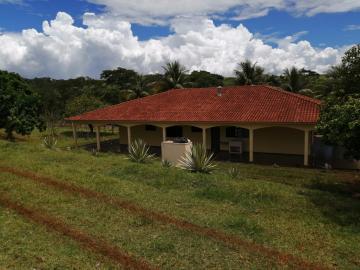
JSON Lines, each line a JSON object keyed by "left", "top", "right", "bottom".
{"left": 67, "top": 85, "right": 321, "bottom": 166}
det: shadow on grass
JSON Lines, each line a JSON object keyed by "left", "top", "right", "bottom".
{"left": 195, "top": 185, "right": 279, "bottom": 207}
{"left": 108, "top": 163, "right": 214, "bottom": 191}
{"left": 302, "top": 178, "right": 360, "bottom": 230}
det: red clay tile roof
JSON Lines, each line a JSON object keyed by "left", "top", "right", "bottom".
{"left": 67, "top": 85, "right": 321, "bottom": 124}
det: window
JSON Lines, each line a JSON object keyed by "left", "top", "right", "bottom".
{"left": 225, "top": 127, "right": 249, "bottom": 138}
{"left": 166, "top": 126, "right": 183, "bottom": 137}
{"left": 191, "top": 126, "right": 202, "bottom": 133}
{"left": 145, "top": 125, "right": 157, "bottom": 131}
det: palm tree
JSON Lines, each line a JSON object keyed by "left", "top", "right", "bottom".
{"left": 122, "top": 75, "right": 150, "bottom": 100}
{"left": 162, "top": 61, "right": 188, "bottom": 89}
{"left": 282, "top": 67, "right": 305, "bottom": 92}
{"left": 234, "top": 60, "right": 265, "bottom": 85}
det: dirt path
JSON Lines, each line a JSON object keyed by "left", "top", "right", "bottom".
{"left": 0, "top": 194, "right": 159, "bottom": 270}
{"left": 0, "top": 165, "right": 331, "bottom": 270}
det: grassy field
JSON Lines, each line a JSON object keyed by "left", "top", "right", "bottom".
{"left": 0, "top": 127, "right": 359, "bottom": 269}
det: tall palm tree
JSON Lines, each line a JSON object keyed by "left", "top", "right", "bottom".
{"left": 122, "top": 75, "right": 150, "bottom": 100}
{"left": 234, "top": 60, "right": 265, "bottom": 85}
{"left": 282, "top": 67, "right": 305, "bottom": 92}
{"left": 162, "top": 61, "right": 188, "bottom": 89}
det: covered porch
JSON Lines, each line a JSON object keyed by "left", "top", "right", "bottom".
{"left": 71, "top": 121, "right": 315, "bottom": 167}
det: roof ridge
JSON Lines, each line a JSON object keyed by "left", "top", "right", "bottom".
{"left": 264, "top": 85, "right": 321, "bottom": 105}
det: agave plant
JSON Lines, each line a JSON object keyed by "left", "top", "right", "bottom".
{"left": 227, "top": 167, "right": 241, "bottom": 179}
{"left": 128, "top": 139, "right": 154, "bottom": 163}
{"left": 162, "top": 159, "right": 172, "bottom": 168}
{"left": 42, "top": 135, "right": 57, "bottom": 149}
{"left": 179, "top": 144, "right": 216, "bottom": 173}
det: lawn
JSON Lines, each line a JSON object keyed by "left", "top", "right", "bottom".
{"left": 0, "top": 127, "right": 359, "bottom": 269}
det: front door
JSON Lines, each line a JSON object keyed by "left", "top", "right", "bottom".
{"left": 211, "top": 127, "right": 221, "bottom": 153}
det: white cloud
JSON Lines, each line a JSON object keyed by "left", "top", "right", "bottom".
{"left": 86, "top": 0, "right": 360, "bottom": 24}
{"left": 0, "top": 12, "right": 346, "bottom": 79}
{"left": 0, "top": 0, "right": 22, "bottom": 4}
{"left": 344, "top": 24, "right": 360, "bottom": 31}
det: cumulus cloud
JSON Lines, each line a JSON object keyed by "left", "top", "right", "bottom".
{"left": 0, "top": 12, "right": 346, "bottom": 79}
{"left": 87, "top": 0, "right": 360, "bottom": 24}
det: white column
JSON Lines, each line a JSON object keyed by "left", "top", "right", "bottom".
{"left": 249, "top": 128, "right": 254, "bottom": 162}
{"left": 127, "top": 126, "right": 132, "bottom": 151}
{"left": 162, "top": 127, "right": 166, "bottom": 142}
{"left": 202, "top": 128, "right": 207, "bottom": 149}
{"left": 304, "top": 129, "right": 310, "bottom": 166}
{"left": 96, "top": 126, "right": 101, "bottom": 151}
{"left": 72, "top": 122, "right": 78, "bottom": 148}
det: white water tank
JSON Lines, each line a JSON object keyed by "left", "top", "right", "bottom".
{"left": 161, "top": 140, "right": 192, "bottom": 166}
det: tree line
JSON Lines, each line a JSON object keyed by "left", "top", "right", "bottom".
{"left": 0, "top": 44, "right": 359, "bottom": 158}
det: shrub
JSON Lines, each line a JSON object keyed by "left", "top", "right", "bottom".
{"left": 162, "top": 159, "right": 172, "bottom": 168}
{"left": 179, "top": 144, "right": 216, "bottom": 173}
{"left": 42, "top": 135, "right": 57, "bottom": 149}
{"left": 128, "top": 139, "right": 154, "bottom": 163}
{"left": 227, "top": 167, "right": 241, "bottom": 179}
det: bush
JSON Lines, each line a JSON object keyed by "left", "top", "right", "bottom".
{"left": 128, "top": 139, "right": 154, "bottom": 163}
{"left": 162, "top": 159, "right": 172, "bottom": 168}
{"left": 179, "top": 144, "right": 216, "bottom": 173}
{"left": 42, "top": 135, "right": 57, "bottom": 149}
{"left": 227, "top": 167, "right": 241, "bottom": 179}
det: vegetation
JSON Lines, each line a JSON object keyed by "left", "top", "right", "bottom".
{"left": 317, "top": 98, "right": 360, "bottom": 159}
{"left": 42, "top": 135, "right": 58, "bottom": 150}
{"left": 234, "top": 60, "right": 265, "bottom": 85}
{"left": 122, "top": 75, "right": 151, "bottom": 100}
{"left": 179, "top": 144, "right": 216, "bottom": 173}
{"left": 227, "top": 167, "right": 241, "bottom": 180}
{"left": 162, "top": 159, "right": 172, "bottom": 168}
{"left": 65, "top": 94, "right": 105, "bottom": 117}
{"left": 0, "top": 129, "right": 359, "bottom": 269}
{"left": 0, "top": 70, "right": 44, "bottom": 139}
{"left": 128, "top": 139, "right": 155, "bottom": 163}
{"left": 317, "top": 44, "right": 360, "bottom": 159}
{"left": 162, "top": 61, "right": 188, "bottom": 89}
{"left": 282, "top": 67, "right": 305, "bottom": 92}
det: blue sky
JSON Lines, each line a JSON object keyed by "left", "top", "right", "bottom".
{"left": 1, "top": 0, "right": 359, "bottom": 46}
{"left": 0, "top": 0, "right": 359, "bottom": 78}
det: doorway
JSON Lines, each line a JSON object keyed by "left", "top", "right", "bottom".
{"left": 211, "top": 127, "right": 221, "bottom": 153}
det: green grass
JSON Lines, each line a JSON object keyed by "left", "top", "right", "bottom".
{"left": 0, "top": 128, "right": 359, "bottom": 269}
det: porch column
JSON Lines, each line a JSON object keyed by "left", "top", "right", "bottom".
{"left": 127, "top": 126, "right": 132, "bottom": 151}
{"left": 249, "top": 128, "right": 254, "bottom": 162}
{"left": 95, "top": 126, "right": 101, "bottom": 151}
{"left": 202, "top": 128, "right": 207, "bottom": 149}
{"left": 162, "top": 127, "right": 166, "bottom": 142}
{"left": 304, "top": 129, "right": 310, "bottom": 166}
{"left": 72, "top": 122, "right": 78, "bottom": 148}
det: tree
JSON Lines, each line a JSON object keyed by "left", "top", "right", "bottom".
{"left": 333, "top": 44, "right": 360, "bottom": 97}
{"left": 188, "top": 70, "right": 224, "bottom": 87}
{"left": 101, "top": 67, "right": 138, "bottom": 89}
{"left": 162, "top": 61, "right": 188, "bottom": 89}
{"left": 122, "top": 75, "right": 151, "bottom": 100}
{"left": 317, "top": 97, "right": 360, "bottom": 159}
{"left": 65, "top": 94, "right": 105, "bottom": 117}
{"left": 0, "top": 71, "right": 44, "bottom": 139}
{"left": 317, "top": 44, "right": 360, "bottom": 159}
{"left": 282, "top": 67, "right": 305, "bottom": 92}
{"left": 234, "top": 60, "right": 265, "bottom": 85}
